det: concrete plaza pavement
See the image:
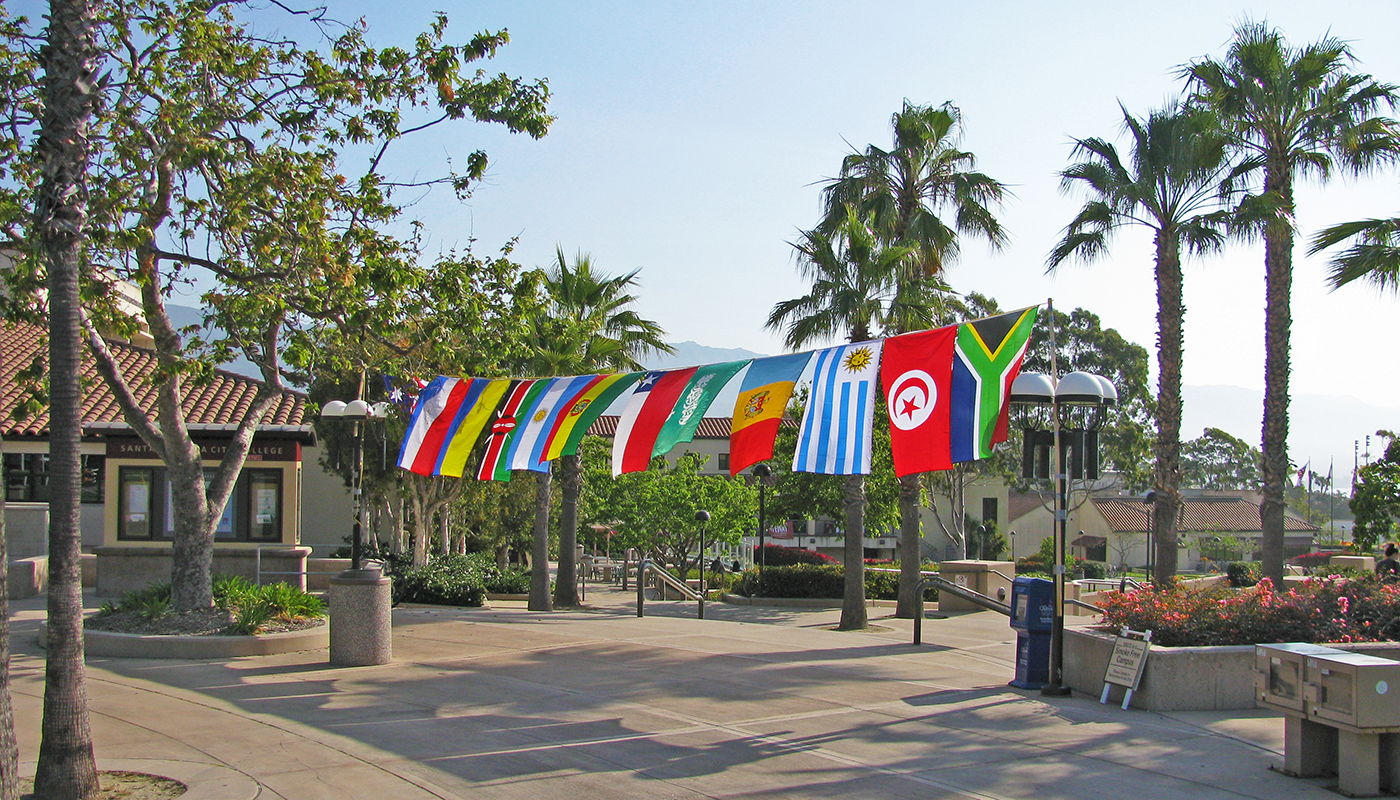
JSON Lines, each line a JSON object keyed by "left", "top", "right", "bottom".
{"left": 8, "top": 582, "right": 1339, "bottom": 800}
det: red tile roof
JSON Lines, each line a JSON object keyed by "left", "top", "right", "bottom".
{"left": 1093, "top": 497, "right": 1318, "bottom": 533}
{"left": 1, "top": 321, "right": 307, "bottom": 438}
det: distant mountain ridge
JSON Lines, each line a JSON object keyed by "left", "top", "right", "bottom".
{"left": 643, "top": 341, "right": 767, "bottom": 371}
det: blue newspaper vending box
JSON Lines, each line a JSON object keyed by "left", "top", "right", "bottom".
{"left": 1009, "top": 576, "right": 1054, "bottom": 689}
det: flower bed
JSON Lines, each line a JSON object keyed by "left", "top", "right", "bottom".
{"left": 1094, "top": 574, "right": 1400, "bottom": 647}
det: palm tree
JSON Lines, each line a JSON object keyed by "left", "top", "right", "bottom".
{"left": 1048, "top": 103, "right": 1231, "bottom": 584}
{"left": 1310, "top": 216, "right": 1400, "bottom": 291}
{"left": 34, "top": 0, "right": 102, "bottom": 796}
{"left": 528, "top": 247, "right": 671, "bottom": 610}
{"left": 1184, "top": 22, "right": 1400, "bottom": 585}
{"left": 768, "top": 211, "right": 918, "bottom": 630}
{"left": 819, "top": 101, "right": 1008, "bottom": 618}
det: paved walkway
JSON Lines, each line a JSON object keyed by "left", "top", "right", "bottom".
{"left": 9, "top": 583, "right": 1337, "bottom": 799}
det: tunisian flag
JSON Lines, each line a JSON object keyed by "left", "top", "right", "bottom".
{"left": 612, "top": 368, "right": 697, "bottom": 475}
{"left": 880, "top": 325, "right": 957, "bottom": 477}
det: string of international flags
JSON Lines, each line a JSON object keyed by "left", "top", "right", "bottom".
{"left": 395, "top": 306, "right": 1039, "bottom": 480}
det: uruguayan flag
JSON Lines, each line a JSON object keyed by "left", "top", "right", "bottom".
{"left": 793, "top": 340, "right": 884, "bottom": 475}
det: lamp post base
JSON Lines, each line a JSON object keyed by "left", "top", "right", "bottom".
{"left": 329, "top": 568, "right": 392, "bottom": 666}
{"left": 1039, "top": 684, "right": 1072, "bottom": 697}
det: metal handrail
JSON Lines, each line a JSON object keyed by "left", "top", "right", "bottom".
{"left": 914, "top": 575, "right": 1012, "bottom": 645}
{"left": 635, "top": 559, "right": 706, "bottom": 619}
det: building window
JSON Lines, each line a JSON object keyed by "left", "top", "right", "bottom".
{"left": 119, "top": 466, "right": 155, "bottom": 539}
{"left": 119, "top": 465, "right": 282, "bottom": 542}
{"left": 4, "top": 453, "right": 49, "bottom": 502}
{"left": 717, "top": 453, "right": 730, "bottom": 472}
{"left": 982, "top": 496, "right": 998, "bottom": 526}
{"left": 4, "top": 453, "right": 104, "bottom": 503}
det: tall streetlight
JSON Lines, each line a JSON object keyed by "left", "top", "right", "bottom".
{"left": 319, "top": 394, "right": 393, "bottom": 667}
{"left": 319, "top": 398, "right": 390, "bottom": 573}
{"left": 752, "top": 463, "right": 774, "bottom": 578}
{"left": 1010, "top": 368, "right": 1116, "bottom": 696}
{"left": 696, "top": 509, "right": 711, "bottom": 620}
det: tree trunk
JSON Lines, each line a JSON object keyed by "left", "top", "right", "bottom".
{"left": 529, "top": 471, "right": 553, "bottom": 611}
{"left": 1153, "top": 230, "right": 1184, "bottom": 583}
{"left": 34, "top": 0, "right": 102, "bottom": 794}
{"left": 554, "top": 456, "right": 581, "bottom": 606}
{"left": 167, "top": 445, "right": 212, "bottom": 610}
{"left": 895, "top": 472, "right": 923, "bottom": 618}
{"left": 838, "top": 474, "right": 868, "bottom": 630}
{"left": 1259, "top": 165, "right": 1293, "bottom": 588}
{"left": 439, "top": 511, "right": 450, "bottom": 556}
{"left": 0, "top": 436, "right": 20, "bottom": 799}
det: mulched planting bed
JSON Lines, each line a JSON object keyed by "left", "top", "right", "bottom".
{"left": 86, "top": 608, "right": 325, "bottom": 637}
{"left": 23, "top": 770, "right": 186, "bottom": 799}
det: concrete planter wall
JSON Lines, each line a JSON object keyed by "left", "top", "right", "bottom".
{"left": 95, "top": 546, "right": 311, "bottom": 597}
{"left": 1064, "top": 628, "right": 1400, "bottom": 711}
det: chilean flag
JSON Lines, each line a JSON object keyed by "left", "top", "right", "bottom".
{"left": 880, "top": 325, "right": 957, "bottom": 477}
{"left": 611, "top": 368, "right": 697, "bottom": 476}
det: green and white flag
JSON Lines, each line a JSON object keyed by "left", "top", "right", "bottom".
{"left": 651, "top": 359, "right": 750, "bottom": 458}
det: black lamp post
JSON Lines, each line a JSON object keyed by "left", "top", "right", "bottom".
{"left": 753, "top": 463, "right": 773, "bottom": 578}
{"left": 696, "top": 509, "right": 711, "bottom": 619}
{"left": 1010, "top": 366, "right": 1116, "bottom": 697}
{"left": 320, "top": 398, "right": 390, "bottom": 573}
{"left": 1144, "top": 490, "right": 1157, "bottom": 584}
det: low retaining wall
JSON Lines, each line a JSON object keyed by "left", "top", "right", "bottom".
{"left": 1064, "top": 628, "right": 1400, "bottom": 711}
{"left": 8, "top": 554, "right": 97, "bottom": 599}
{"left": 95, "top": 546, "right": 311, "bottom": 597}
{"left": 307, "top": 558, "right": 351, "bottom": 591}
{"left": 41, "top": 621, "right": 328, "bottom": 659}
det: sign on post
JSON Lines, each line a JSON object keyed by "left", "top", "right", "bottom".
{"left": 1100, "top": 627, "right": 1152, "bottom": 710}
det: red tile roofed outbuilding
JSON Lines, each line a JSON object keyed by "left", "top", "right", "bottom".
{"left": 0, "top": 321, "right": 307, "bottom": 438}
{"left": 1092, "top": 496, "right": 1318, "bottom": 533}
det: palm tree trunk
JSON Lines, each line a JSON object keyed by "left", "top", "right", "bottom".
{"left": 529, "top": 471, "right": 553, "bottom": 611}
{"left": 895, "top": 472, "right": 923, "bottom": 618}
{"left": 34, "top": 0, "right": 101, "bottom": 795}
{"left": 554, "top": 456, "right": 582, "bottom": 606}
{"left": 838, "top": 474, "right": 868, "bottom": 630}
{"left": 1259, "top": 166, "right": 1293, "bottom": 587}
{"left": 1153, "top": 231, "right": 1184, "bottom": 583}
{"left": 0, "top": 435, "right": 19, "bottom": 799}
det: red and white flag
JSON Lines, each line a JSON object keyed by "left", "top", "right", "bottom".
{"left": 880, "top": 325, "right": 957, "bottom": 477}
{"left": 612, "top": 368, "right": 697, "bottom": 476}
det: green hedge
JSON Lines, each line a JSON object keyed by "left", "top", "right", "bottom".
{"left": 733, "top": 565, "right": 938, "bottom": 601}
{"left": 388, "top": 552, "right": 533, "bottom": 606}
{"left": 1225, "top": 561, "right": 1261, "bottom": 588}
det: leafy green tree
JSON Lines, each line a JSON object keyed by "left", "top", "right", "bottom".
{"left": 1184, "top": 22, "right": 1400, "bottom": 586}
{"left": 1310, "top": 216, "right": 1400, "bottom": 292}
{"left": 0, "top": 2, "right": 552, "bottom": 612}
{"left": 818, "top": 101, "right": 1008, "bottom": 618}
{"left": 524, "top": 248, "right": 671, "bottom": 610}
{"left": 1351, "top": 432, "right": 1400, "bottom": 553}
{"left": 1049, "top": 104, "right": 1231, "bottom": 583}
{"left": 1180, "top": 427, "right": 1262, "bottom": 490}
{"left": 576, "top": 437, "right": 755, "bottom": 574}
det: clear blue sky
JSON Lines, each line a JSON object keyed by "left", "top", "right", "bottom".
{"left": 17, "top": 1, "right": 1398, "bottom": 475}
{"left": 316, "top": 1, "right": 1400, "bottom": 415}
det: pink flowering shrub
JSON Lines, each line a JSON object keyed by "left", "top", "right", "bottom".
{"left": 1095, "top": 575, "right": 1400, "bottom": 647}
